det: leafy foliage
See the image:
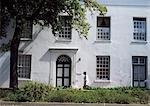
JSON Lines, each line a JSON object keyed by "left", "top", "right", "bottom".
{"left": 1, "top": 0, "right": 107, "bottom": 38}
{"left": 5, "top": 82, "right": 149, "bottom": 104}
{"left": 6, "top": 82, "right": 53, "bottom": 102}
{"left": 0, "top": 41, "right": 11, "bottom": 52}
{"left": 0, "top": 88, "right": 12, "bottom": 99}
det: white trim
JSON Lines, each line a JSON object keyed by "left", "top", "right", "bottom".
{"left": 131, "top": 41, "right": 148, "bottom": 44}
{"left": 49, "top": 49, "right": 78, "bottom": 87}
{"left": 94, "top": 40, "right": 111, "bottom": 43}
{"left": 55, "top": 39, "right": 72, "bottom": 42}
{"left": 94, "top": 80, "right": 111, "bottom": 83}
{"left": 20, "top": 38, "right": 32, "bottom": 41}
{"left": 18, "top": 78, "right": 32, "bottom": 81}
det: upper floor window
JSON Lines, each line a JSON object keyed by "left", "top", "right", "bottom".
{"left": 97, "top": 17, "right": 110, "bottom": 41}
{"left": 96, "top": 56, "right": 110, "bottom": 80}
{"left": 57, "top": 16, "right": 72, "bottom": 41}
{"left": 17, "top": 54, "right": 31, "bottom": 79}
{"left": 21, "top": 20, "right": 32, "bottom": 40}
{"left": 133, "top": 18, "right": 146, "bottom": 41}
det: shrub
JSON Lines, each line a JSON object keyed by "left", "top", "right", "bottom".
{"left": 6, "top": 82, "right": 53, "bottom": 102}
{"left": 47, "top": 90, "right": 74, "bottom": 102}
{"left": 130, "top": 88, "right": 149, "bottom": 104}
{"left": 5, "top": 82, "right": 149, "bottom": 104}
{"left": 6, "top": 90, "right": 31, "bottom": 102}
{"left": 0, "top": 88, "right": 12, "bottom": 99}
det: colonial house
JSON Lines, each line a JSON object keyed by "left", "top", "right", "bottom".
{"left": 0, "top": 0, "right": 150, "bottom": 88}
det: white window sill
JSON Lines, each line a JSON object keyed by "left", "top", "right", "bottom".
{"left": 131, "top": 41, "right": 147, "bottom": 44}
{"left": 94, "top": 40, "right": 111, "bottom": 43}
{"left": 20, "top": 38, "right": 32, "bottom": 41}
{"left": 94, "top": 80, "right": 111, "bottom": 83}
{"left": 55, "top": 39, "right": 72, "bottom": 42}
{"left": 18, "top": 78, "right": 32, "bottom": 81}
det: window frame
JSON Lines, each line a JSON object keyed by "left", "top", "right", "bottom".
{"left": 133, "top": 17, "right": 147, "bottom": 41}
{"left": 132, "top": 56, "right": 147, "bottom": 88}
{"left": 56, "top": 15, "right": 72, "bottom": 42}
{"left": 96, "top": 56, "right": 110, "bottom": 80}
{"left": 20, "top": 20, "right": 33, "bottom": 41}
{"left": 96, "top": 16, "right": 111, "bottom": 41}
{"left": 17, "top": 54, "right": 32, "bottom": 79}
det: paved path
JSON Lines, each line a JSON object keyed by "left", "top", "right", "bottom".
{"left": 0, "top": 102, "right": 149, "bottom": 106}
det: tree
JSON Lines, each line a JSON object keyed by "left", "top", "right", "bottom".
{"left": 1, "top": 0, "right": 107, "bottom": 89}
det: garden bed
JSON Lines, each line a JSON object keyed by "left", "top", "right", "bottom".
{"left": 0, "top": 82, "right": 149, "bottom": 104}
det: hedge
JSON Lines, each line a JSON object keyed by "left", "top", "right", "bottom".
{"left": 3, "top": 82, "right": 149, "bottom": 104}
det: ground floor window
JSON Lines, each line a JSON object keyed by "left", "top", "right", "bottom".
{"left": 132, "top": 56, "right": 147, "bottom": 87}
{"left": 96, "top": 56, "right": 110, "bottom": 80}
{"left": 17, "top": 55, "right": 31, "bottom": 79}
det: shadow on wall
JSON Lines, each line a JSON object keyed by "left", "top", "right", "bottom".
{"left": 0, "top": 52, "right": 10, "bottom": 88}
{"left": 19, "top": 27, "right": 43, "bottom": 53}
{"left": 40, "top": 50, "right": 51, "bottom": 62}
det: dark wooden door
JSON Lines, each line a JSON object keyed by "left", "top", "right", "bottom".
{"left": 56, "top": 55, "right": 71, "bottom": 87}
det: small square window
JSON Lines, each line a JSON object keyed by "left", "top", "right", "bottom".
{"left": 17, "top": 55, "right": 31, "bottom": 79}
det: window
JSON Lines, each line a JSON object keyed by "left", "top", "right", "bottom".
{"left": 133, "top": 18, "right": 146, "bottom": 41}
{"left": 21, "top": 20, "right": 32, "bottom": 39}
{"left": 132, "top": 56, "right": 147, "bottom": 87}
{"left": 57, "top": 16, "right": 72, "bottom": 41}
{"left": 17, "top": 55, "right": 31, "bottom": 79}
{"left": 96, "top": 56, "right": 110, "bottom": 80}
{"left": 97, "top": 17, "right": 110, "bottom": 40}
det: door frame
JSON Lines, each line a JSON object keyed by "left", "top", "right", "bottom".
{"left": 56, "top": 55, "right": 71, "bottom": 87}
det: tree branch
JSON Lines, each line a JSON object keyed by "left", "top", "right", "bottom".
{"left": 31, "top": 0, "right": 46, "bottom": 19}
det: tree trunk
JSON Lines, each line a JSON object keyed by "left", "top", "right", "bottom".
{"left": 9, "top": 19, "right": 21, "bottom": 89}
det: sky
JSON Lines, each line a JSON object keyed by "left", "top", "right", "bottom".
{"left": 98, "top": 0, "right": 150, "bottom": 6}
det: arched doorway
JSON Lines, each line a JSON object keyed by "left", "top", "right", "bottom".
{"left": 56, "top": 55, "right": 71, "bottom": 87}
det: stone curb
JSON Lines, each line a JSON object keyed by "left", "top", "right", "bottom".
{"left": 0, "top": 102, "right": 149, "bottom": 106}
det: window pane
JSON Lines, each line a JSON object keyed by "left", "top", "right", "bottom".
{"left": 64, "top": 68, "right": 69, "bottom": 77}
{"left": 133, "top": 57, "right": 138, "bottom": 63}
{"left": 97, "top": 17, "right": 110, "bottom": 27}
{"left": 57, "top": 68, "right": 63, "bottom": 77}
{"left": 64, "top": 64, "right": 70, "bottom": 67}
{"left": 64, "top": 78, "right": 69, "bottom": 86}
{"left": 139, "top": 66, "right": 146, "bottom": 80}
{"left": 57, "top": 64, "right": 63, "bottom": 67}
{"left": 140, "top": 82, "right": 145, "bottom": 87}
{"left": 57, "top": 78, "right": 62, "bottom": 86}
{"left": 134, "top": 81, "right": 139, "bottom": 87}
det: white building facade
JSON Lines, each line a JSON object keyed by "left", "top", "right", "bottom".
{"left": 0, "top": 0, "right": 150, "bottom": 88}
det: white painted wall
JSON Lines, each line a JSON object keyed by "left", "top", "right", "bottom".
{"left": 0, "top": 1, "right": 150, "bottom": 88}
